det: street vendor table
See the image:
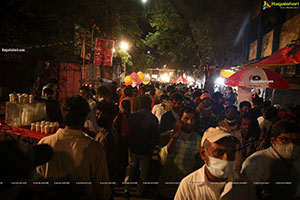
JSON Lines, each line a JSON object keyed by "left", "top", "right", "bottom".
{"left": 0, "top": 125, "right": 52, "bottom": 145}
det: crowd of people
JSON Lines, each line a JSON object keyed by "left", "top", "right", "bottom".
{"left": 1, "top": 81, "right": 300, "bottom": 200}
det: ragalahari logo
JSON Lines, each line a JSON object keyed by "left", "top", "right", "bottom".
{"left": 263, "top": 1, "right": 300, "bottom": 10}
{"left": 263, "top": 1, "right": 272, "bottom": 10}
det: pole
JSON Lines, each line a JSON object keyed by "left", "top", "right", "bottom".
{"left": 271, "top": 89, "right": 276, "bottom": 105}
{"left": 123, "top": 62, "right": 126, "bottom": 73}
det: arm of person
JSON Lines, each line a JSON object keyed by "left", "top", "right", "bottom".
{"left": 166, "top": 120, "right": 182, "bottom": 153}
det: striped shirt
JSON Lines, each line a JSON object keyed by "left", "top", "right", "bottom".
{"left": 158, "top": 132, "right": 202, "bottom": 198}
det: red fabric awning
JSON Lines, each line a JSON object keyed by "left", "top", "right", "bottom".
{"left": 173, "top": 76, "right": 188, "bottom": 83}
{"left": 248, "top": 46, "right": 300, "bottom": 68}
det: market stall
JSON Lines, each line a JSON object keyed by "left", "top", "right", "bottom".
{"left": 225, "top": 68, "right": 290, "bottom": 105}
{"left": 0, "top": 125, "right": 53, "bottom": 145}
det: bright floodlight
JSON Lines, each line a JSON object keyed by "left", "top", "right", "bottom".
{"left": 187, "top": 76, "right": 194, "bottom": 82}
{"left": 215, "top": 77, "right": 225, "bottom": 85}
{"left": 112, "top": 48, "right": 116, "bottom": 52}
{"left": 120, "top": 41, "right": 129, "bottom": 51}
{"left": 160, "top": 73, "right": 170, "bottom": 82}
{"left": 142, "top": 0, "right": 147, "bottom": 3}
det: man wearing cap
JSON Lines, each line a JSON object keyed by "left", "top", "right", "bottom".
{"left": 196, "top": 93, "right": 219, "bottom": 136}
{"left": 175, "top": 127, "right": 257, "bottom": 200}
{"left": 241, "top": 120, "right": 300, "bottom": 200}
{"left": 158, "top": 107, "right": 202, "bottom": 199}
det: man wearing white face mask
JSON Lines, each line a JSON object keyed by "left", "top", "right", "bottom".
{"left": 175, "top": 127, "right": 257, "bottom": 200}
{"left": 241, "top": 120, "right": 300, "bottom": 200}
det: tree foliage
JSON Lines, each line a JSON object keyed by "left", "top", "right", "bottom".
{"left": 144, "top": 0, "right": 253, "bottom": 71}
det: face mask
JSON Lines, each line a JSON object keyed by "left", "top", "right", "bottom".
{"left": 203, "top": 106, "right": 212, "bottom": 111}
{"left": 206, "top": 155, "right": 235, "bottom": 178}
{"left": 225, "top": 118, "right": 236, "bottom": 124}
{"left": 273, "top": 141, "right": 300, "bottom": 160}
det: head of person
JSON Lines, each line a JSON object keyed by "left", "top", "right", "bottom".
{"left": 211, "top": 92, "right": 223, "bottom": 105}
{"left": 97, "top": 86, "right": 111, "bottom": 102}
{"left": 138, "top": 95, "right": 152, "bottom": 111}
{"left": 155, "top": 82, "right": 160, "bottom": 89}
{"left": 192, "top": 90, "right": 202, "bottom": 105}
{"left": 132, "top": 87, "right": 138, "bottom": 97}
{"left": 96, "top": 101, "right": 115, "bottom": 129}
{"left": 240, "top": 114, "right": 260, "bottom": 139}
{"left": 225, "top": 105, "right": 239, "bottom": 124}
{"left": 263, "top": 106, "right": 278, "bottom": 121}
{"left": 239, "top": 101, "right": 251, "bottom": 115}
{"left": 252, "top": 97, "right": 263, "bottom": 108}
{"left": 178, "top": 107, "right": 196, "bottom": 133}
{"left": 121, "top": 99, "right": 131, "bottom": 114}
{"left": 160, "top": 94, "right": 169, "bottom": 107}
{"left": 48, "top": 78, "right": 58, "bottom": 89}
{"left": 139, "top": 85, "right": 146, "bottom": 95}
{"left": 270, "top": 120, "right": 300, "bottom": 160}
{"left": 79, "top": 86, "right": 90, "bottom": 100}
{"left": 42, "top": 88, "right": 54, "bottom": 100}
{"left": 225, "top": 87, "right": 233, "bottom": 96}
{"left": 200, "top": 93, "right": 212, "bottom": 108}
{"left": 124, "top": 86, "right": 133, "bottom": 98}
{"left": 170, "top": 92, "right": 184, "bottom": 114}
{"left": 61, "top": 96, "right": 90, "bottom": 128}
{"left": 0, "top": 140, "right": 53, "bottom": 185}
{"left": 200, "top": 127, "right": 240, "bottom": 180}
{"left": 222, "top": 98, "right": 234, "bottom": 108}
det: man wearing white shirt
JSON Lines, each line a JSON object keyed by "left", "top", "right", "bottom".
{"left": 152, "top": 94, "right": 168, "bottom": 124}
{"left": 175, "top": 127, "right": 257, "bottom": 200}
{"left": 241, "top": 120, "right": 300, "bottom": 200}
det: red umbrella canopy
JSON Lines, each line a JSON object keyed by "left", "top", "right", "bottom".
{"left": 173, "top": 76, "right": 188, "bottom": 83}
{"left": 225, "top": 68, "right": 289, "bottom": 89}
{"left": 248, "top": 46, "right": 300, "bottom": 67}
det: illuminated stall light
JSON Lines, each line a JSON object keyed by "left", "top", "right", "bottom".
{"left": 215, "top": 77, "right": 225, "bottom": 85}
{"left": 187, "top": 76, "right": 194, "bottom": 82}
{"left": 160, "top": 73, "right": 170, "bottom": 82}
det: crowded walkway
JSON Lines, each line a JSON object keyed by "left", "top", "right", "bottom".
{"left": 1, "top": 82, "right": 300, "bottom": 200}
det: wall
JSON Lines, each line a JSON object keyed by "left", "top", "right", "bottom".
{"left": 266, "top": 88, "right": 300, "bottom": 108}
{"left": 249, "top": 40, "right": 258, "bottom": 60}
{"left": 279, "top": 14, "right": 300, "bottom": 49}
{"left": 261, "top": 30, "right": 274, "bottom": 57}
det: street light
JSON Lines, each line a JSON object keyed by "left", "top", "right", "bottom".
{"left": 120, "top": 41, "right": 129, "bottom": 72}
{"left": 120, "top": 41, "right": 129, "bottom": 51}
{"left": 141, "top": 0, "right": 148, "bottom": 3}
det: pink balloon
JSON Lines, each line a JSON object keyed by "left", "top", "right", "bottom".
{"left": 131, "top": 72, "right": 138, "bottom": 81}
{"left": 137, "top": 80, "right": 142, "bottom": 84}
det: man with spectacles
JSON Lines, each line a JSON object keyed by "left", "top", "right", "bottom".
{"left": 175, "top": 127, "right": 257, "bottom": 200}
{"left": 241, "top": 120, "right": 300, "bottom": 200}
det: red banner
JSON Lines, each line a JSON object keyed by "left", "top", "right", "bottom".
{"left": 94, "top": 38, "right": 114, "bottom": 66}
{"left": 58, "top": 63, "right": 81, "bottom": 101}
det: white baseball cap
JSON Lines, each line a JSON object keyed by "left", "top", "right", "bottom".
{"left": 201, "top": 127, "right": 240, "bottom": 146}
